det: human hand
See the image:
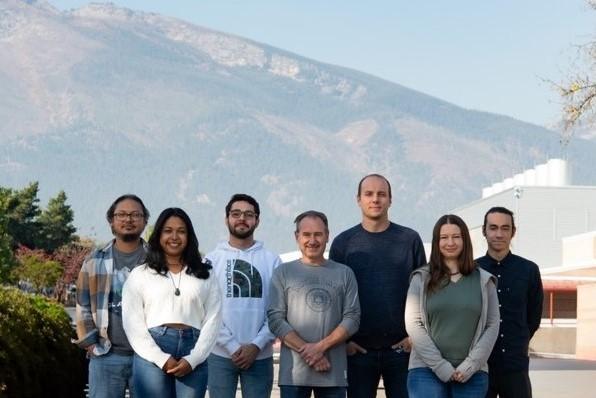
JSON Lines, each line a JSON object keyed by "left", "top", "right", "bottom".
{"left": 232, "top": 344, "right": 260, "bottom": 369}
{"left": 312, "top": 355, "right": 331, "bottom": 372}
{"left": 346, "top": 341, "right": 367, "bottom": 356}
{"left": 299, "top": 342, "right": 325, "bottom": 366}
{"left": 166, "top": 358, "right": 192, "bottom": 377}
{"left": 451, "top": 370, "right": 465, "bottom": 383}
{"left": 162, "top": 356, "right": 179, "bottom": 372}
{"left": 85, "top": 344, "right": 96, "bottom": 358}
{"left": 391, "top": 337, "right": 411, "bottom": 353}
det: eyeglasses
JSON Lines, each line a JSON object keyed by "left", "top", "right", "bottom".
{"left": 229, "top": 210, "right": 257, "bottom": 219}
{"left": 113, "top": 211, "right": 144, "bottom": 221}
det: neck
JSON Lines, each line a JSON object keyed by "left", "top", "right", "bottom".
{"left": 488, "top": 248, "right": 509, "bottom": 262}
{"left": 301, "top": 256, "right": 325, "bottom": 266}
{"left": 361, "top": 217, "right": 390, "bottom": 233}
{"left": 228, "top": 236, "right": 255, "bottom": 250}
{"left": 165, "top": 255, "right": 184, "bottom": 273}
{"left": 114, "top": 238, "right": 141, "bottom": 253}
{"left": 444, "top": 259, "right": 460, "bottom": 274}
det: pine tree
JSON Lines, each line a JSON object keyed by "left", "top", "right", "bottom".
{"left": 37, "top": 191, "right": 77, "bottom": 252}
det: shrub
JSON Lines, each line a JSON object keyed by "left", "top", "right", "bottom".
{"left": 0, "top": 287, "right": 86, "bottom": 397}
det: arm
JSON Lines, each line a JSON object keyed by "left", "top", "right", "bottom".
{"left": 184, "top": 276, "right": 223, "bottom": 369}
{"left": 122, "top": 269, "right": 172, "bottom": 369}
{"left": 267, "top": 267, "right": 295, "bottom": 340}
{"left": 74, "top": 256, "right": 98, "bottom": 349}
{"left": 413, "top": 234, "right": 427, "bottom": 269}
{"left": 527, "top": 264, "right": 544, "bottom": 338}
{"left": 455, "top": 278, "right": 500, "bottom": 382}
{"left": 405, "top": 273, "right": 455, "bottom": 382}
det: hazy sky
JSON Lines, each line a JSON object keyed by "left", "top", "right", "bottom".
{"left": 50, "top": 0, "right": 594, "bottom": 127}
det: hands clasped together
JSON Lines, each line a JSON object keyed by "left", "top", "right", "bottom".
{"left": 162, "top": 356, "right": 192, "bottom": 377}
{"left": 299, "top": 342, "right": 331, "bottom": 372}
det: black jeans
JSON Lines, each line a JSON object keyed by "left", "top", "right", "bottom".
{"left": 347, "top": 348, "right": 409, "bottom": 398}
{"left": 486, "top": 369, "right": 532, "bottom": 398}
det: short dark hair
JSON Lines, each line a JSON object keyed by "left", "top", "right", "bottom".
{"left": 294, "top": 210, "right": 328, "bottom": 233}
{"left": 225, "top": 194, "right": 260, "bottom": 219}
{"left": 146, "top": 207, "right": 211, "bottom": 279}
{"left": 428, "top": 214, "right": 475, "bottom": 293}
{"left": 106, "top": 194, "right": 149, "bottom": 223}
{"left": 482, "top": 206, "right": 516, "bottom": 232}
{"left": 357, "top": 174, "right": 392, "bottom": 199}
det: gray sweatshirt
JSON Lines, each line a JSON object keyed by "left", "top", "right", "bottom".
{"left": 267, "top": 259, "right": 360, "bottom": 387}
{"left": 405, "top": 265, "right": 499, "bottom": 383}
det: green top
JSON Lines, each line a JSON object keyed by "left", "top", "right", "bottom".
{"left": 426, "top": 268, "right": 481, "bottom": 367}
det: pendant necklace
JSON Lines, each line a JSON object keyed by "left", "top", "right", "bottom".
{"left": 169, "top": 270, "right": 182, "bottom": 296}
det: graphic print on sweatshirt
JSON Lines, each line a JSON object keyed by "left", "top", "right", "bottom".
{"left": 226, "top": 259, "right": 263, "bottom": 298}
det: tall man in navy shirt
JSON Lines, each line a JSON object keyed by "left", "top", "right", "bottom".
{"left": 330, "top": 174, "right": 426, "bottom": 398}
{"left": 477, "top": 207, "right": 543, "bottom": 398}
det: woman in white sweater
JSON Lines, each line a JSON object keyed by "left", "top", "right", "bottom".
{"left": 123, "top": 207, "right": 222, "bottom": 398}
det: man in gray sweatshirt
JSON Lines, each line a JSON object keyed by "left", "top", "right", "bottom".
{"left": 268, "top": 210, "right": 361, "bottom": 398}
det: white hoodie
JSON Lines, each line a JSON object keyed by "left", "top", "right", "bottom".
{"left": 205, "top": 240, "right": 281, "bottom": 360}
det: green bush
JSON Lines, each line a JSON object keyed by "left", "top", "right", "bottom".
{"left": 0, "top": 287, "right": 86, "bottom": 397}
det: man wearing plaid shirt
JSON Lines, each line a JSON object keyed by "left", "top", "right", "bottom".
{"left": 74, "top": 194, "right": 149, "bottom": 398}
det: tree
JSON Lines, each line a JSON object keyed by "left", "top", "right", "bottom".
{"left": 0, "top": 193, "right": 16, "bottom": 283}
{"left": 12, "top": 249, "right": 63, "bottom": 294}
{"left": 1, "top": 182, "right": 41, "bottom": 249}
{"left": 52, "top": 239, "right": 93, "bottom": 303}
{"left": 37, "top": 190, "right": 77, "bottom": 252}
{"left": 559, "top": 1, "right": 596, "bottom": 144}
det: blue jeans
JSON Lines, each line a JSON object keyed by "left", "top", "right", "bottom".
{"left": 280, "top": 385, "right": 346, "bottom": 398}
{"left": 133, "top": 326, "right": 207, "bottom": 398}
{"left": 407, "top": 367, "right": 488, "bottom": 398}
{"left": 207, "top": 353, "right": 273, "bottom": 398}
{"left": 88, "top": 351, "right": 134, "bottom": 398}
{"left": 347, "top": 348, "right": 409, "bottom": 398}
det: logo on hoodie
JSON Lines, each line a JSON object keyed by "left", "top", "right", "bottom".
{"left": 226, "top": 259, "right": 263, "bottom": 298}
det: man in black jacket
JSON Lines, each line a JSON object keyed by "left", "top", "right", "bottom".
{"left": 476, "top": 207, "right": 543, "bottom": 398}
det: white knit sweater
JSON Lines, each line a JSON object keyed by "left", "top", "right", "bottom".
{"left": 122, "top": 264, "right": 222, "bottom": 369}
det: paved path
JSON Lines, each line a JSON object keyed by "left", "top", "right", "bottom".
{"left": 208, "top": 358, "right": 596, "bottom": 398}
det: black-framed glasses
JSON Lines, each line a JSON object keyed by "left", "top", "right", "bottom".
{"left": 113, "top": 211, "right": 144, "bottom": 221}
{"left": 229, "top": 210, "right": 256, "bottom": 219}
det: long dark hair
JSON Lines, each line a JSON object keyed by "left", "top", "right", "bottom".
{"left": 146, "top": 208, "right": 211, "bottom": 279}
{"left": 427, "top": 214, "right": 475, "bottom": 293}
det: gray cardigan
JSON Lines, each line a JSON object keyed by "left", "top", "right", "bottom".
{"left": 404, "top": 265, "right": 499, "bottom": 383}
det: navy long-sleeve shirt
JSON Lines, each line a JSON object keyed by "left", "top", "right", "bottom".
{"left": 329, "top": 222, "right": 426, "bottom": 349}
{"left": 477, "top": 251, "right": 543, "bottom": 372}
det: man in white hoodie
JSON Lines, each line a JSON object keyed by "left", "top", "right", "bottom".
{"left": 206, "top": 193, "right": 281, "bottom": 398}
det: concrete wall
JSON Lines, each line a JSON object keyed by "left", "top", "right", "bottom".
{"left": 530, "top": 325, "right": 576, "bottom": 355}
{"left": 576, "top": 283, "right": 596, "bottom": 360}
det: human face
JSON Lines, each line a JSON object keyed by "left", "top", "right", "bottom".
{"left": 357, "top": 176, "right": 392, "bottom": 221}
{"left": 110, "top": 199, "right": 147, "bottom": 242}
{"left": 159, "top": 216, "right": 188, "bottom": 262}
{"left": 295, "top": 216, "right": 328, "bottom": 265}
{"left": 484, "top": 212, "right": 515, "bottom": 256}
{"left": 226, "top": 200, "right": 259, "bottom": 239}
{"left": 438, "top": 223, "right": 463, "bottom": 265}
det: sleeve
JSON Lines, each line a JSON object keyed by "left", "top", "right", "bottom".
{"left": 74, "top": 256, "right": 98, "bottom": 348}
{"left": 527, "top": 263, "right": 544, "bottom": 338}
{"left": 122, "top": 270, "right": 171, "bottom": 369}
{"left": 267, "top": 266, "right": 294, "bottom": 339}
{"left": 338, "top": 268, "right": 360, "bottom": 336}
{"left": 184, "top": 276, "right": 223, "bottom": 369}
{"left": 412, "top": 233, "right": 427, "bottom": 269}
{"left": 455, "top": 278, "right": 500, "bottom": 382}
{"left": 404, "top": 273, "right": 455, "bottom": 382}
{"left": 329, "top": 236, "right": 343, "bottom": 263}
{"left": 250, "top": 256, "right": 283, "bottom": 350}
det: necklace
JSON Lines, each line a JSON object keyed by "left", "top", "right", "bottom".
{"left": 168, "top": 270, "right": 182, "bottom": 296}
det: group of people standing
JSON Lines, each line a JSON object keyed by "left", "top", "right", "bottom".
{"left": 74, "top": 173, "right": 543, "bottom": 398}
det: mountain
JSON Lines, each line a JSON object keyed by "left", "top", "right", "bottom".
{"left": 1, "top": 0, "right": 595, "bottom": 252}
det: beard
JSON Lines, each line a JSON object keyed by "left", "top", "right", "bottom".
{"left": 111, "top": 225, "right": 142, "bottom": 242}
{"left": 228, "top": 222, "right": 256, "bottom": 240}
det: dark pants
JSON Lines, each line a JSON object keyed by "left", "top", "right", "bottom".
{"left": 347, "top": 348, "right": 409, "bottom": 398}
{"left": 280, "top": 385, "right": 346, "bottom": 398}
{"left": 486, "top": 369, "right": 532, "bottom": 398}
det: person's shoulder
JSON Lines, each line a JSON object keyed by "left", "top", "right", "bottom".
{"left": 389, "top": 222, "right": 420, "bottom": 236}
{"left": 510, "top": 253, "right": 539, "bottom": 269}
{"left": 333, "top": 224, "right": 362, "bottom": 241}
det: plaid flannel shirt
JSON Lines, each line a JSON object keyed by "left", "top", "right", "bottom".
{"left": 73, "top": 239, "right": 147, "bottom": 356}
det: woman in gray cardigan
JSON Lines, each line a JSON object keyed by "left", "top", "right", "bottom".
{"left": 405, "top": 214, "right": 499, "bottom": 398}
